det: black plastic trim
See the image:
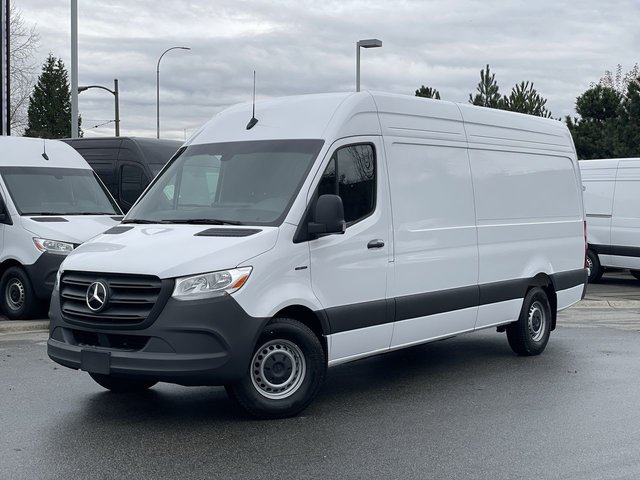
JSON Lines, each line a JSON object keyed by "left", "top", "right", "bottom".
{"left": 48, "top": 293, "right": 269, "bottom": 385}
{"left": 590, "top": 243, "right": 640, "bottom": 258}
{"left": 194, "top": 228, "right": 262, "bottom": 237}
{"left": 103, "top": 226, "right": 134, "bottom": 234}
{"left": 29, "top": 216, "right": 69, "bottom": 222}
{"left": 23, "top": 252, "right": 65, "bottom": 301}
{"left": 322, "top": 269, "right": 586, "bottom": 335}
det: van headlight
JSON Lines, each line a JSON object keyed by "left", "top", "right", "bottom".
{"left": 33, "top": 238, "right": 75, "bottom": 255}
{"left": 172, "top": 267, "right": 252, "bottom": 300}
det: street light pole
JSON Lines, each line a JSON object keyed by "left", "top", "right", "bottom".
{"left": 156, "top": 46, "right": 190, "bottom": 139}
{"left": 355, "top": 39, "right": 382, "bottom": 92}
{"left": 78, "top": 79, "right": 120, "bottom": 136}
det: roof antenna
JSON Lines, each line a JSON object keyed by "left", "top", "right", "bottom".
{"left": 246, "top": 70, "right": 258, "bottom": 130}
{"left": 42, "top": 139, "right": 49, "bottom": 161}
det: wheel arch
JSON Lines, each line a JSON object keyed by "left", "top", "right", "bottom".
{"left": 270, "top": 304, "right": 329, "bottom": 355}
{"left": 529, "top": 273, "right": 557, "bottom": 331}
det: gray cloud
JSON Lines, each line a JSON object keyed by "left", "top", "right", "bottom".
{"left": 16, "top": 0, "right": 640, "bottom": 140}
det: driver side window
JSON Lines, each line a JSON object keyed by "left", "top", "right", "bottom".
{"left": 318, "top": 144, "right": 376, "bottom": 224}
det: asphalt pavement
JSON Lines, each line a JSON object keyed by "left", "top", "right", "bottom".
{"left": 1, "top": 271, "right": 640, "bottom": 479}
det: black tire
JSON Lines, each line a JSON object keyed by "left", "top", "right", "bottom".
{"left": 506, "top": 287, "right": 552, "bottom": 356}
{"left": 225, "top": 318, "right": 326, "bottom": 419}
{"left": 586, "top": 250, "right": 603, "bottom": 283}
{"left": 0, "top": 266, "right": 40, "bottom": 320}
{"left": 89, "top": 373, "right": 157, "bottom": 393}
{"left": 630, "top": 270, "right": 640, "bottom": 281}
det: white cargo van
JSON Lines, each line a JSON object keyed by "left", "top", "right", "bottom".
{"left": 581, "top": 158, "right": 640, "bottom": 282}
{"left": 0, "top": 137, "right": 122, "bottom": 319}
{"left": 47, "top": 92, "right": 587, "bottom": 418}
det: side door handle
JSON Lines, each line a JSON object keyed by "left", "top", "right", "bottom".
{"left": 367, "top": 239, "right": 385, "bottom": 249}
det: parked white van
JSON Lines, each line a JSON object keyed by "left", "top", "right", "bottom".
{"left": 0, "top": 136, "right": 122, "bottom": 319}
{"left": 47, "top": 92, "right": 587, "bottom": 418}
{"left": 581, "top": 158, "right": 640, "bottom": 282}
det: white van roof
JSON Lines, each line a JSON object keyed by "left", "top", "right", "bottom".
{"left": 0, "top": 136, "right": 92, "bottom": 169}
{"left": 189, "top": 91, "right": 575, "bottom": 155}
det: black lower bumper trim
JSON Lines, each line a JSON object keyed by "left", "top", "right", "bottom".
{"left": 47, "top": 293, "right": 269, "bottom": 386}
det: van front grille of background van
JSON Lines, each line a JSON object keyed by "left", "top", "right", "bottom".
{"left": 59, "top": 271, "right": 172, "bottom": 329}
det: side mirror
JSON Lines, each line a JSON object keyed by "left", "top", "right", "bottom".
{"left": 308, "top": 194, "right": 346, "bottom": 236}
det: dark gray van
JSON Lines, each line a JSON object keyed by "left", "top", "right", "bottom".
{"left": 63, "top": 137, "right": 181, "bottom": 212}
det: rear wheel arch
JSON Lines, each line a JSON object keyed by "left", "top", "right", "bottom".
{"left": 530, "top": 273, "right": 557, "bottom": 331}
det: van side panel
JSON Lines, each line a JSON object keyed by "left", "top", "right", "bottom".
{"left": 469, "top": 148, "right": 584, "bottom": 326}
{"left": 384, "top": 141, "right": 479, "bottom": 346}
{"left": 581, "top": 160, "right": 616, "bottom": 266}
{"left": 609, "top": 161, "right": 640, "bottom": 269}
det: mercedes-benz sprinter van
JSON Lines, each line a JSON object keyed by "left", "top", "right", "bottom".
{"left": 581, "top": 158, "right": 640, "bottom": 282}
{"left": 48, "top": 92, "right": 587, "bottom": 418}
{"left": 0, "top": 137, "right": 122, "bottom": 319}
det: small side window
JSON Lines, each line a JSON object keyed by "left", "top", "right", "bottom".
{"left": 120, "top": 165, "right": 149, "bottom": 205}
{"left": 318, "top": 144, "right": 376, "bottom": 224}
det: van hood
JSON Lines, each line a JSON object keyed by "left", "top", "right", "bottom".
{"left": 61, "top": 225, "right": 279, "bottom": 279}
{"left": 20, "top": 215, "right": 121, "bottom": 245}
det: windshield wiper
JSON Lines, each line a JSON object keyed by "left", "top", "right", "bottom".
{"left": 121, "top": 219, "right": 172, "bottom": 224}
{"left": 161, "top": 218, "right": 244, "bottom": 225}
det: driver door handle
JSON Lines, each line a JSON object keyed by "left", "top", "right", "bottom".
{"left": 367, "top": 239, "right": 385, "bottom": 249}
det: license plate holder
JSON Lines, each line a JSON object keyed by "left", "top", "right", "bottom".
{"left": 80, "top": 349, "right": 111, "bottom": 374}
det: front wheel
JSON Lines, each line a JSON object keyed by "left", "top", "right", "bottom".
{"left": 0, "top": 266, "right": 40, "bottom": 320}
{"left": 506, "top": 287, "right": 552, "bottom": 356}
{"left": 225, "top": 318, "right": 326, "bottom": 419}
{"left": 89, "top": 373, "right": 157, "bottom": 393}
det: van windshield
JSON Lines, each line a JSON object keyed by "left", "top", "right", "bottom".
{"left": 125, "top": 139, "right": 324, "bottom": 226}
{"left": 0, "top": 167, "right": 120, "bottom": 216}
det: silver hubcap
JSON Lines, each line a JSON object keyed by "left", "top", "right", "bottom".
{"left": 6, "top": 278, "right": 25, "bottom": 311}
{"left": 586, "top": 256, "right": 593, "bottom": 271}
{"left": 528, "top": 301, "right": 547, "bottom": 342}
{"left": 251, "top": 339, "right": 306, "bottom": 400}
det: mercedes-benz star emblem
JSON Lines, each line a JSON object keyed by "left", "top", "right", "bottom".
{"left": 86, "top": 281, "right": 108, "bottom": 312}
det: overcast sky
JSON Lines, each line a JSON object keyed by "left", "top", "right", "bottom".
{"left": 14, "top": 0, "right": 640, "bottom": 140}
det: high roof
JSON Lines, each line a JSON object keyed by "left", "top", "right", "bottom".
{"left": 0, "top": 136, "right": 91, "bottom": 169}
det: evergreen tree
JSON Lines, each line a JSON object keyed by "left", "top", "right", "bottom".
{"left": 415, "top": 85, "right": 441, "bottom": 100}
{"left": 565, "top": 85, "right": 621, "bottom": 159}
{"left": 500, "top": 81, "right": 552, "bottom": 118}
{"left": 615, "top": 75, "right": 640, "bottom": 157}
{"left": 24, "top": 54, "right": 81, "bottom": 138}
{"left": 469, "top": 64, "right": 501, "bottom": 107}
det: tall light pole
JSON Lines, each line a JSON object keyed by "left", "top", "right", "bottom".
{"left": 78, "top": 78, "right": 120, "bottom": 136}
{"left": 70, "top": 0, "right": 79, "bottom": 138}
{"left": 356, "top": 38, "right": 382, "bottom": 92}
{"left": 156, "top": 46, "right": 190, "bottom": 139}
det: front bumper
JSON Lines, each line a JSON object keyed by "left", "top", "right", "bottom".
{"left": 47, "top": 292, "right": 269, "bottom": 386}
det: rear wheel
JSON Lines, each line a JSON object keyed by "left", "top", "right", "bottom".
{"left": 586, "top": 250, "right": 603, "bottom": 283}
{"left": 506, "top": 287, "right": 552, "bottom": 356}
{"left": 225, "top": 318, "right": 326, "bottom": 419}
{"left": 89, "top": 373, "right": 157, "bottom": 393}
{"left": 630, "top": 270, "right": 640, "bottom": 281}
{"left": 0, "top": 266, "right": 40, "bottom": 320}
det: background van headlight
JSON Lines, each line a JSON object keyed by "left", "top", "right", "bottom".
{"left": 172, "top": 267, "right": 252, "bottom": 300}
{"left": 33, "top": 238, "right": 74, "bottom": 255}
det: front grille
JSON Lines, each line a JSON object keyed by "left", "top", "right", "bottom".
{"left": 60, "top": 271, "right": 172, "bottom": 328}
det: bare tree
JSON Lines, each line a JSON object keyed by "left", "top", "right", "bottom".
{"left": 596, "top": 63, "right": 640, "bottom": 98}
{"left": 9, "top": 1, "right": 40, "bottom": 135}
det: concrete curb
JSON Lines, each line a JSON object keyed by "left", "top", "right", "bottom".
{"left": 0, "top": 320, "right": 49, "bottom": 335}
{"left": 571, "top": 299, "right": 640, "bottom": 309}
